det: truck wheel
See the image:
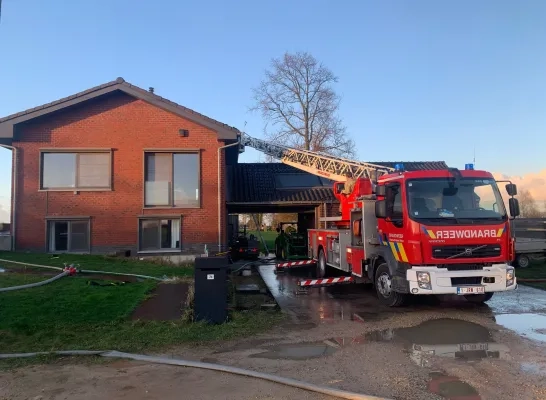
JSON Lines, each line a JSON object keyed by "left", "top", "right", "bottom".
{"left": 316, "top": 249, "right": 326, "bottom": 278}
{"left": 516, "top": 254, "right": 530, "bottom": 268}
{"left": 464, "top": 293, "right": 494, "bottom": 303}
{"left": 375, "top": 263, "right": 407, "bottom": 307}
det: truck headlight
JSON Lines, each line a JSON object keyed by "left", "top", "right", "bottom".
{"left": 506, "top": 268, "right": 515, "bottom": 287}
{"left": 417, "top": 272, "right": 431, "bottom": 290}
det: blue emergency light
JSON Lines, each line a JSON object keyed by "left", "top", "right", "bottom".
{"left": 465, "top": 163, "right": 474, "bottom": 170}
{"left": 394, "top": 163, "right": 404, "bottom": 171}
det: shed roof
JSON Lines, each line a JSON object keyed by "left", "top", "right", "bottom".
{"left": 0, "top": 77, "right": 240, "bottom": 141}
{"left": 228, "top": 161, "right": 449, "bottom": 204}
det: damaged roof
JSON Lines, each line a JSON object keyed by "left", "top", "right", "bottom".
{"left": 0, "top": 77, "right": 240, "bottom": 141}
{"left": 228, "top": 161, "right": 449, "bottom": 204}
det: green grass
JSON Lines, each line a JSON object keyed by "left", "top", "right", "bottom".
{"left": 516, "top": 262, "right": 546, "bottom": 290}
{"left": 0, "top": 252, "right": 284, "bottom": 368}
{"left": 248, "top": 230, "right": 277, "bottom": 254}
{"left": 0, "top": 251, "right": 193, "bottom": 278}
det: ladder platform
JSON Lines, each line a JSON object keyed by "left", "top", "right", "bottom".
{"left": 297, "top": 276, "right": 354, "bottom": 287}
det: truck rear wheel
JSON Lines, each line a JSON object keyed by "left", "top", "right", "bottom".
{"left": 464, "top": 293, "right": 494, "bottom": 303}
{"left": 375, "top": 263, "right": 407, "bottom": 307}
{"left": 316, "top": 249, "right": 326, "bottom": 278}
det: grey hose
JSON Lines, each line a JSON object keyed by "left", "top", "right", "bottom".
{"left": 0, "top": 258, "right": 167, "bottom": 281}
{"left": 0, "top": 350, "right": 391, "bottom": 400}
{"left": 0, "top": 258, "right": 63, "bottom": 271}
{"left": 0, "top": 271, "right": 69, "bottom": 292}
{"left": 79, "top": 269, "right": 166, "bottom": 281}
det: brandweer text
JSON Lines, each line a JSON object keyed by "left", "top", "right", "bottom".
{"left": 435, "top": 229, "right": 498, "bottom": 239}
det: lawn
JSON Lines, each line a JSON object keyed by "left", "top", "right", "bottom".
{"left": 0, "top": 252, "right": 283, "bottom": 366}
{"left": 248, "top": 230, "right": 277, "bottom": 254}
{"left": 515, "top": 262, "right": 546, "bottom": 290}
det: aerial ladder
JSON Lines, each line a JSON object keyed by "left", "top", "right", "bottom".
{"left": 239, "top": 133, "right": 395, "bottom": 182}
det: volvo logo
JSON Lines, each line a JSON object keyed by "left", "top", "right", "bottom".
{"left": 464, "top": 248, "right": 473, "bottom": 255}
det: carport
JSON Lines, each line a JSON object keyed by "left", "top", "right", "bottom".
{"left": 225, "top": 160, "right": 449, "bottom": 240}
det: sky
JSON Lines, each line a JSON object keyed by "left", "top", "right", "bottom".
{"left": 1, "top": 0, "right": 546, "bottom": 222}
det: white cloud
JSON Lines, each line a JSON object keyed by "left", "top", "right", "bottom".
{"left": 491, "top": 170, "right": 546, "bottom": 204}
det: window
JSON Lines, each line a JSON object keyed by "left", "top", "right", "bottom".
{"left": 47, "top": 219, "right": 90, "bottom": 253}
{"left": 144, "top": 152, "right": 200, "bottom": 207}
{"left": 138, "top": 218, "right": 181, "bottom": 252}
{"left": 40, "top": 151, "right": 111, "bottom": 190}
{"left": 386, "top": 183, "right": 403, "bottom": 219}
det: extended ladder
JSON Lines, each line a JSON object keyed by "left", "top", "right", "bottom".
{"left": 240, "top": 133, "right": 395, "bottom": 181}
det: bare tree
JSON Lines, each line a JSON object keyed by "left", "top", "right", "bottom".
{"left": 519, "top": 189, "right": 542, "bottom": 218}
{"left": 252, "top": 51, "right": 355, "bottom": 158}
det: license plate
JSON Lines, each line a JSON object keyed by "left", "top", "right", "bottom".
{"left": 460, "top": 343, "right": 488, "bottom": 351}
{"left": 456, "top": 286, "right": 485, "bottom": 295}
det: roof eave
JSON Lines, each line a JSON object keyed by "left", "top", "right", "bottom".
{"left": 0, "top": 78, "right": 240, "bottom": 141}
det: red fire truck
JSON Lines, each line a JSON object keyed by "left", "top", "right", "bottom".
{"left": 241, "top": 135, "right": 521, "bottom": 307}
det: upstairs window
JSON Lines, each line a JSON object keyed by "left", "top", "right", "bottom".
{"left": 144, "top": 152, "right": 200, "bottom": 208}
{"left": 40, "top": 151, "right": 111, "bottom": 190}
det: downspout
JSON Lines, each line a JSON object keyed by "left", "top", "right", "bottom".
{"left": 0, "top": 144, "right": 16, "bottom": 251}
{"left": 218, "top": 140, "right": 240, "bottom": 252}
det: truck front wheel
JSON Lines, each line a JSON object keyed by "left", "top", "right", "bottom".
{"left": 375, "top": 263, "right": 408, "bottom": 307}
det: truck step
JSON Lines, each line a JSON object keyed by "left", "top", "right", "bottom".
{"left": 297, "top": 276, "right": 354, "bottom": 287}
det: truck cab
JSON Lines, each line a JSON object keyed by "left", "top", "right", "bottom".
{"left": 371, "top": 165, "right": 520, "bottom": 306}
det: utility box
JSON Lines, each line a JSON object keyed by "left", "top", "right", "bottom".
{"left": 194, "top": 255, "right": 229, "bottom": 324}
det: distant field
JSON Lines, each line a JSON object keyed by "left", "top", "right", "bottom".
{"left": 248, "top": 230, "right": 277, "bottom": 254}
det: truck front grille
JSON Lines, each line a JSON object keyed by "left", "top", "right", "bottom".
{"left": 432, "top": 244, "right": 501, "bottom": 259}
{"left": 439, "top": 264, "right": 485, "bottom": 271}
{"left": 451, "top": 277, "right": 483, "bottom": 286}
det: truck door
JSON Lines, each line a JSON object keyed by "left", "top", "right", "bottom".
{"left": 382, "top": 181, "right": 409, "bottom": 263}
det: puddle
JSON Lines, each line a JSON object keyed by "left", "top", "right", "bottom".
{"left": 0, "top": 268, "right": 4, "bottom": 273}
{"left": 331, "top": 318, "right": 511, "bottom": 366}
{"left": 249, "top": 341, "right": 338, "bottom": 360}
{"left": 494, "top": 313, "right": 546, "bottom": 342}
{"left": 521, "top": 361, "right": 546, "bottom": 377}
{"left": 428, "top": 372, "right": 481, "bottom": 399}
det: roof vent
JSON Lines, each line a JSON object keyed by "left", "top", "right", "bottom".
{"left": 149, "top": 87, "right": 154, "bottom": 93}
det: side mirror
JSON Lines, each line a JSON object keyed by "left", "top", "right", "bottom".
{"left": 375, "top": 185, "right": 386, "bottom": 197}
{"left": 509, "top": 198, "right": 520, "bottom": 217}
{"left": 506, "top": 183, "right": 517, "bottom": 196}
{"left": 375, "top": 200, "right": 387, "bottom": 219}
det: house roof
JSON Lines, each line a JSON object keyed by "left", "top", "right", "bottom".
{"left": 0, "top": 77, "right": 240, "bottom": 141}
{"left": 228, "top": 161, "right": 449, "bottom": 204}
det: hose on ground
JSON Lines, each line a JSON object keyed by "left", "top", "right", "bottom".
{"left": 0, "top": 258, "right": 167, "bottom": 281}
{"left": 231, "top": 257, "right": 277, "bottom": 274}
{"left": 0, "top": 271, "right": 69, "bottom": 292}
{"left": 0, "top": 258, "right": 64, "bottom": 271}
{"left": 0, "top": 350, "right": 391, "bottom": 400}
{"left": 78, "top": 269, "right": 166, "bottom": 282}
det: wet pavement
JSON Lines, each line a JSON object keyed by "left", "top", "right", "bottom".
{"left": 258, "top": 264, "right": 546, "bottom": 345}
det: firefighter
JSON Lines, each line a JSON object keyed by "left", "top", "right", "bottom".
{"left": 339, "top": 171, "right": 356, "bottom": 214}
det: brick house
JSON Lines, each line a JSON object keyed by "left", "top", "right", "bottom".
{"left": 0, "top": 78, "right": 240, "bottom": 255}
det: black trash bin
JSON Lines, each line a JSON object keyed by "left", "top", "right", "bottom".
{"left": 194, "top": 255, "right": 229, "bottom": 324}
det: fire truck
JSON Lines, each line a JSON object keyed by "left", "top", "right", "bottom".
{"left": 240, "top": 134, "right": 521, "bottom": 307}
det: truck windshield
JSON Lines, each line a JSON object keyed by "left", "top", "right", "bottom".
{"left": 406, "top": 178, "right": 507, "bottom": 223}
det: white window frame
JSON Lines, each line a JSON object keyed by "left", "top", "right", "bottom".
{"left": 137, "top": 216, "right": 182, "bottom": 253}
{"left": 46, "top": 217, "right": 91, "bottom": 254}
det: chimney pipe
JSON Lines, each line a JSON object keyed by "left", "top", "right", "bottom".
{"left": 149, "top": 87, "right": 154, "bottom": 93}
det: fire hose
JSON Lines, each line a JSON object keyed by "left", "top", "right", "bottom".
{"left": 0, "top": 350, "right": 391, "bottom": 400}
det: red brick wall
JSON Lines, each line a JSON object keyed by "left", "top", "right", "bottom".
{"left": 13, "top": 92, "right": 228, "bottom": 254}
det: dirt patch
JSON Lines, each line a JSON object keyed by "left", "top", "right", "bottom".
{"left": 131, "top": 282, "right": 189, "bottom": 321}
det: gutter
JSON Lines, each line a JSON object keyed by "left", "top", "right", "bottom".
{"left": 0, "top": 144, "right": 16, "bottom": 251}
{"left": 218, "top": 140, "right": 240, "bottom": 252}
